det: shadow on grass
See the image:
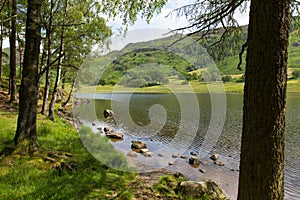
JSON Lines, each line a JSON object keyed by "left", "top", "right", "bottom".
{"left": 0, "top": 115, "right": 136, "bottom": 200}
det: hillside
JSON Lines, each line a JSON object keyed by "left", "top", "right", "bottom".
{"left": 77, "top": 26, "right": 300, "bottom": 88}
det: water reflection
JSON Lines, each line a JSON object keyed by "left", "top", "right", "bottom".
{"left": 73, "top": 93, "right": 300, "bottom": 199}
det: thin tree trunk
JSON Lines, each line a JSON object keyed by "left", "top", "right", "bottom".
{"left": 41, "top": 66, "right": 51, "bottom": 114}
{"left": 9, "top": 0, "right": 17, "bottom": 102}
{"left": 62, "top": 77, "right": 75, "bottom": 107}
{"left": 61, "top": 69, "right": 66, "bottom": 89}
{"left": 37, "top": 40, "right": 47, "bottom": 94}
{"left": 48, "top": 62, "right": 62, "bottom": 121}
{"left": 48, "top": 0, "right": 67, "bottom": 121}
{"left": 237, "top": 0, "right": 290, "bottom": 199}
{"left": 41, "top": 0, "right": 54, "bottom": 115}
{"left": 0, "top": 22, "right": 3, "bottom": 82}
{"left": 15, "top": 0, "right": 42, "bottom": 150}
{"left": 19, "top": 46, "right": 23, "bottom": 80}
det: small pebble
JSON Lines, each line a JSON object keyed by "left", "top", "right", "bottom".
{"left": 144, "top": 152, "right": 153, "bottom": 157}
{"left": 127, "top": 151, "right": 137, "bottom": 157}
{"left": 210, "top": 154, "right": 218, "bottom": 161}
{"left": 180, "top": 155, "right": 188, "bottom": 159}
{"left": 214, "top": 161, "right": 225, "bottom": 166}
{"left": 168, "top": 162, "right": 174, "bottom": 166}
{"left": 139, "top": 148, "right": 149, "bottom": 153}
{"left": 172, "top": 153, "right": 179, "bottom": 158}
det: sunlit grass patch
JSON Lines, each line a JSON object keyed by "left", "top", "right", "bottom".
{"left": 0, "top": 113, "right": 136, "bottom": 200}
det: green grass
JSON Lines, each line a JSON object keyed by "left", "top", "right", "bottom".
{"left": 152, "top": 175, "right": 214, "bottom": 200}
{"left": 0, "top": 112, "right": 135, "bottom": 200}
{"left": 75, "top": 78, "right": 300, "bottom": 94}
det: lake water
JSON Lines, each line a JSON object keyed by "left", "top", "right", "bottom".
{"left": 73, "top": 93, "right": 300, "bottom": 200}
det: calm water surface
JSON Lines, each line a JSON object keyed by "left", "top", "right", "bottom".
{"left": 74, "top": 93, "right": 300, "bottom": 200}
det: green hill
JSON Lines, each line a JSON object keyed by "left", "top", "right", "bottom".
{"left": 77, "top": 26, "right": 300, "bottom": 88}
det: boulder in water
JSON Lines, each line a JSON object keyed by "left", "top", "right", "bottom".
{"left": 131, "top": 140, "right": 147, "bottom": 149}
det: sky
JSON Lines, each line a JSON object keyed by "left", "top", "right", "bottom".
{"left": 2, "top": 1, "right": 249, "bottom": 50}
{"left": 107, "top": 0, "right": 250, "bottom": 51}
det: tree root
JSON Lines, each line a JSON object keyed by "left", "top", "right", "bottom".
{"left": 39, "top": 149, "right": 77, "bottom": 172}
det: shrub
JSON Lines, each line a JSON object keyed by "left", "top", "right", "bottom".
{"left": 292, "top": 70, "right": 300, "bottom": 79}
{"left": 236, "top": 74, "right": 245, "bottom": 83}
{"left": 222, "top": 75, "right": 232, "bottom": 83}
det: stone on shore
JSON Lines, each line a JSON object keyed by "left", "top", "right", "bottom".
{"left": 103, "top": 127, "right": 110, "bottom": 133}
{"left": 105, "top": 131, "right": 123, "bottom": 139}
{"left": 143, "top": 152, "right": 153, "bottom": 157}
{"left": 177, "top": 180, "right": 226, "bottom": 200}
{"left": 139, "top": 148, "right": 149, "bottom": 154}
{"left": 127, "top": 151, "right": 138, "bottom": 157}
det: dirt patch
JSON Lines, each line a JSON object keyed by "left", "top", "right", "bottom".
{"left": 0, "top": 91, "right": 18, "bottom": 112}
{"left": 128, "top": 170, "right": 179, "bottom": 200}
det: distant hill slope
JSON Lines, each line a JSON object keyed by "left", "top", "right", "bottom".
{"left": 77, "top": 26, "right": 300, "bottom": 86}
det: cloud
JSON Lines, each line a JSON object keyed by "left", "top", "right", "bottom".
{"left": 107, "top": 1, "right": 249, "bottom": 51}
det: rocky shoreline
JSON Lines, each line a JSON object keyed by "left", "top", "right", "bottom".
{"left": 59, "top": 104, "right": 234, "bottom": 199}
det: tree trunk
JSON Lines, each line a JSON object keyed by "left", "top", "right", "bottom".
{"left": 19, "top": 46, "right": 23, "bottom": 80}
{"left": 37, "top": 39, "right": 48, "bottom": 97}
{"left": 0, "top": 22, "right": 3, "bottom": 82}
{"left": 237, "top": 0, "right": 290, "bottom": 200}
{"left": 48, "top": 0, "right": 66, "bottom": 121}
{"left": 41, "top": 66, "right": 51, "bottom": 114}
{"left": 9, "top": 0, "right": 17, "bottom": 102}
{"left": 49, "top": 51, "right": 63, "bottom": 120}
{"left": 61, "top": 69, "right": 67, "bottom": 89}
{"left": 62, "top": 77, "right": 75, "bottom": 107}
{"left": 41, "top": 0, "right": 54, "bottom": 115}
{"left": 15, "top": 0, "right": 42, "bottom": 150}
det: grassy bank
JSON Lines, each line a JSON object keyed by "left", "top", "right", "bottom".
{"left": 75, "top": 79, "right": 300, "bottom": 94}
{"left": 0, "top": 112, "right": 135, "bottom": 200}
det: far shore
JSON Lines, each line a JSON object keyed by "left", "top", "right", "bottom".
{"left": 74, "top": 79, "right": 300, "bottom": 94}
